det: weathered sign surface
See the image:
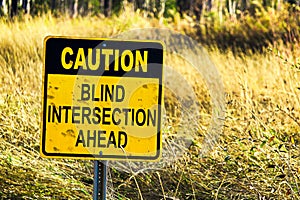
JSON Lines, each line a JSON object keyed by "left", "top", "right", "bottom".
{"left": 41, "top": 36, "right": 164, "bottom": 161}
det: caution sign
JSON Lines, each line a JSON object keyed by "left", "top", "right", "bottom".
{"left": 41, "top": 36, "right": 164, "bottom": 161}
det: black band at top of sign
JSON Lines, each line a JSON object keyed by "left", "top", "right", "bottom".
{"left": 44, "top": 38, "right": 163, "bottom": 78}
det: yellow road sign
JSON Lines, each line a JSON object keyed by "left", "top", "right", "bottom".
{"left": 41, "top": 36, "right": 164, "bottom": 161}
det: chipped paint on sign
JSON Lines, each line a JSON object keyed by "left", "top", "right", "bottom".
{"left": 41, "top": 36, "right": 164, "bottom": 161}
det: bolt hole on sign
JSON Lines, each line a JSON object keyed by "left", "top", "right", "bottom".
{"left": 41, "top": 36, "right": 164, "bottom": 161}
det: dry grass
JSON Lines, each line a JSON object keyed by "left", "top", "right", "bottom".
{"left": 0, "top": 11, "right": 300, "bottom": 199}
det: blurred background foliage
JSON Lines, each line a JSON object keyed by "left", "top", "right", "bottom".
{"left": 0, "top": 0, "right": 299, "bottom": 52}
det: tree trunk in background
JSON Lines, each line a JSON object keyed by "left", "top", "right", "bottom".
{"left": 6, "top": 0, "right": 9, "bottom": 15}
{"left": 177, "top": 0, "right": 203, "bottom": 20}
{"left": 83, "top": 0, "right": 89, "bottom": 15}
{"left": 177, "top": 0, "right": 191, "bottom": 16}
{"left": 99, "top": 0, "right": 104, "bottom": 14}
{"left": 157, "top": 0, "right": 165, "bottom": 18}
{"left": 207, "top": 0, "right": 213, "bottom": 11}
{"left": 27, "top": 0, "right": 30, "bottom": 14}
{"left": 176, "top": 0, "right": 183, "bottom": 15}
{"left": 241, "top": 0, "right": 248, "bottom": 11}
{"left": 126, "top": 0, "right": 135, "bottom": 8}
{"left": 104, "top": 0, "right": 112, "bottom": 16}
{"left": 144, "top": 0, "right": 150, "bottom": 11}
{"left": 69, "top": 0, "right": 74, "bottom": 16}
{"left": 135, "top": 0, "right": 143, "bottom": 10}
{"left": 63, "top": 0, "right": 67, "bottom": 13}
{"left": 11, "top": 0, "right": 18, "bottom": 17}
{"left": 77, "top": 0, "right": 83, "bottom": 15}
{"left": 0, "top": 0, "right": 3, "bottom": 15}
{"left": 262, "top": 0, "right": 273, "bottom": 8}
{"left": 22, "top": 0, "right": 28, "bottom": 13}
{"left": 157, "top": 0, "right": 165, "bottom": 23}
{"left": 189, "top": 0, "right": 194, "bottom": 16}
{"left": 73, "top": 0, "right": 78, "bottom": 17}
{"left": 51, "top": 0, "right": 56, "bottom": 12}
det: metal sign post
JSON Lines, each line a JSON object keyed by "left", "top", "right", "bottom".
{"left": 93, "top": 161, "right": 108, "bottom": 200}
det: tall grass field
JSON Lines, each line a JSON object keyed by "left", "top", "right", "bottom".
{"left": 0, "top": 7, "right": 300, "bottom": 199}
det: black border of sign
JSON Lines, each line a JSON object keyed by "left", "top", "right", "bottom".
{"left": 40, "top": 36, "right": 164, "bottom": 161}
